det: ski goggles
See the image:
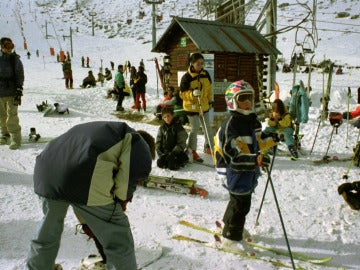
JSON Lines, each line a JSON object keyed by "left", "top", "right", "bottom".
{"left": 236, "top": 93, "right": 253, "bottom": 103}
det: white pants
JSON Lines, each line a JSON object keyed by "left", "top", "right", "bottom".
{"left": 187, "top": 112, "right": 213, "bottom": 151}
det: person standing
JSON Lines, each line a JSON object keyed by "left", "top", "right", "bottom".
{"left": 180, "top": 53, "right": 213, "bottom": 162}
{"left": 134, "top": 66, "right": 147, "bottom": 112}
{"left": 0, "top": 37, "right": 24, "bottom": 150}
{"left": 214, "top": 80, "right": 277, "bottom": 252}
{"left": 62, "top": 59, "right": 73, "bottom": 89}
{"left": 129, "top": 66, "right": 137, "bottom": 107}
{"left": 26, "top": 121, "right": 155, "bottom": 270}
{"left": 114, "top": 64, "right": 125, "bottom": 111}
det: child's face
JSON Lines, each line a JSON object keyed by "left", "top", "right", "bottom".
{"left": 162, "top": 113, "right": 174, "bottom": 124}
{"left": 192, "top": 59, "right": 204, "bottom": 73}
{"left": 236, "top": 93, "right": 253, "bottom": 111}
{"left": 272, "top": 103, "right": 278, "bottom": 112}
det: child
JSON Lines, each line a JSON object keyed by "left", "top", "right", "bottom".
{"left": 264, "top": 99, "right": 298, "bottom": 160}
{"left": 155, "top": 86, "right": 174, "bottom": 120}
{"left": 214, "top": 80, "right": 277, "bottom": 252}
{"left": 156, "top": 107, "right": 189, "bottom": 170}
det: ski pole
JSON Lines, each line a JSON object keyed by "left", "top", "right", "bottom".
{"left": 309, "top": 116, "right": 321, "bottom": 156}
{"left": 254, "top": 145, "right": 277, "bottom": 226}
{"left": 346, "top": 87, "right": 351, "bottom": 148}
{"left": 197, "top": 96, "right": 214, "bottom": 159}
{"left": 343, "top": 159, "right": 354, "bottom": 180}
{"left": 323, "top": 125, "right": 336, "bottom": 158}
{"left": 265, "top": 165, "right": 296, "bottom": 270}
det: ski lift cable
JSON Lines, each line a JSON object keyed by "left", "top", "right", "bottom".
{"left": 45, "top": 9, "right": 63, "bottom": 50}
{"left": 12, "top": 9, "right": 26, "bottom": 43}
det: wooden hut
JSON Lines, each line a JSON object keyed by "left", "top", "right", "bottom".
{"left": 152, "top": 17, "right": 281, "bottom": 125}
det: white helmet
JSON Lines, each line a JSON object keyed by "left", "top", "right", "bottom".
{"left": 225, "top": 80, "right": 255, "bottom": 115}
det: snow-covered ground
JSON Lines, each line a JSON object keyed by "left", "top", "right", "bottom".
{"left": 1, "top": 0, "right": 360, "bottom": 269}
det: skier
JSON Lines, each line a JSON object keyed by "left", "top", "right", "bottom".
{"left": 139, "top": 58, "right": 145, "bottom": 70}
{"left": 81, "top": 56, "right": 85, "bottom": 67}
{"left": 263, "top": 99, "right": 298, "bottom": 160}
{"left": 338, "top": 181, "right": 360, "bottom": 210}
{"left": 180, "top": 53, "right": 213, "bottom": 161}
{"left": 26, "top": 121, "right": 155, "bottom": 270}
{"left": 129, "top": 66, "right": 138, "bottom": 108}
{"left": 133, "top": 65, "right": 147, "bottom": 111}
{"left": 0, "top": 37, "right": 24, "bottom": 150}
{"left": 62, "top": 59, "right": 73, "bottom": 89}
{"left": 104, "top": 68, "right": 112, "bottom": 81}
{"left": 81, "top": 70, "right": 96, "bottom": 88}
{"left": 155, "top": 107, "right": 189, "bottom": 170}
{"left": 43, "top": 102, "right": 70, "bottom": 116}
{"left": 97, "top": 68, "right": 105, "bottom": 85}
{"left": 213, "top": 80, "right": 277, "bottom": 252}
{"left": 114, "top": 64, "right": 126, "bottom": 111}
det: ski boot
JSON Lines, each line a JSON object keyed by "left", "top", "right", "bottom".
{"left": 0, "top": 134, "right": 10, "bottom": 145}
{"left": 29, "top": 127, "right": 41, "bottom": 142}
{"left": 288, "top": 145, "right": 298, "bottom": 161}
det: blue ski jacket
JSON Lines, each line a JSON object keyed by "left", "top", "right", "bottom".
{"left": 33, "top": 121, "right": 152, "bottom": 205}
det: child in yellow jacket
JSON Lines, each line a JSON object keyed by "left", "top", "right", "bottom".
{"left": 264, "top": 99, "right": 298, "bottom": 160}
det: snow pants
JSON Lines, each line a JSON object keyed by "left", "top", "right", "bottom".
{"left": 0, "top": 96, "right": 21, "bottom": 144}
{"left": 157, "top": 151, "right": 189, "bottom": 170}
{"left": 135, "top": 92, "right": 146, "bottom": 110}
{"left": 222, "top": 193, "right": 252, "bottom": 241}
{"left": 187, "top": 112, "right": 213, "bottom": 152}
{"left": 27, "top": 197, "right": 136, "bottom": 270}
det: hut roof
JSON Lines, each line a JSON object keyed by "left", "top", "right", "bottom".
{"left": 152, "top": 17, "right": 281, "bottom": 55}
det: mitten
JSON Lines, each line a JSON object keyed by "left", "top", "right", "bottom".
{"left": 192, "top": 89, "right": 201, "bottom": 97}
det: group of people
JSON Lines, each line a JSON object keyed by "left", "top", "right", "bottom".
{"left": 109, "top": 63, "right": 148, "bottom": 112}
{"left": 2, "top": 37, "right": 358, "bottom": 269}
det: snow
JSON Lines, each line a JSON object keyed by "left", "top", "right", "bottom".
{"left": 1, "top": 0, "right": 360, "bottom": 269}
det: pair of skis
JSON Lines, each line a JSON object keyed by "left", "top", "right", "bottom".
{"left": 139, "top": 174, "right": 208, "bottom": 197}
{"left": 173, "top": 220, "right": 332, "bottom": 268}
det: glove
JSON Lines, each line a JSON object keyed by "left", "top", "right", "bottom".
{"left": 208, "top": 101, "right": 214, "bottom": 108}
{"left": 192, "top": 89, "right": 201, "bottom": 97}
{"left": 116, "top": 195, "right": 133, "bottom": 211}
{"left": 13, "top": 87, "right": 23, "bottom": 106}
{"left": 257, "top": 153, "right": 271, "bottom": 167}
